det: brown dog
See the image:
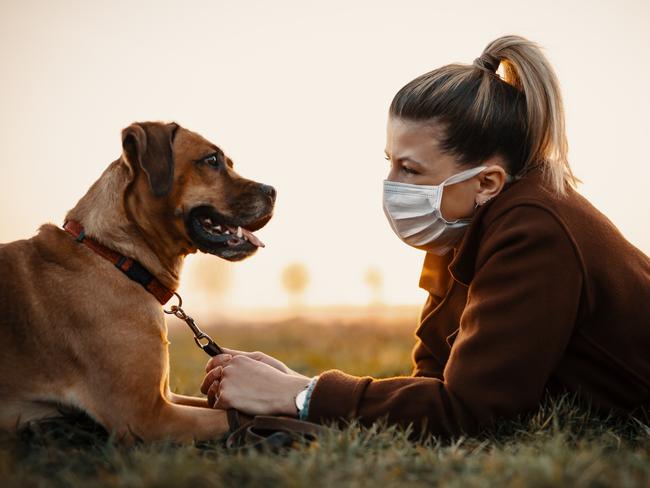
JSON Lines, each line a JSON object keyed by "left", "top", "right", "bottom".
{"left": 0, "top": 122, "right": 275, "bottom": 442}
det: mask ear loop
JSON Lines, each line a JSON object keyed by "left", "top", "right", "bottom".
{"left": 440, "top": 166, "right": 488, "bottom": 223}
{"left": 441, "top": 165, "right": 488, "bottom": 187}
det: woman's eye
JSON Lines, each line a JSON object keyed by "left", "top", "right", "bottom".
{"left": 401, "top": 165, "right": 418, "bottom": 175}
{"left": 203, "top": 155, "right": 219, "bottom": 166}
{"left": 385, "top": 156, "right": 418, "bottom": 175}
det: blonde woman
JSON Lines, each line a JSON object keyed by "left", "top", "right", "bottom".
{"left": 200, "top": 35, "right": 650, "bottom": 437}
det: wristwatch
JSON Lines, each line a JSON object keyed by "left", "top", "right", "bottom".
{"left": 294, "top": 384, "right": 309, "bottom": 416}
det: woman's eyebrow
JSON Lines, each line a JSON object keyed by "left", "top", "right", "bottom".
{"left": 403, "top": 157, "right": 425, "bottom": 167}
{"left": 385, "top": 150, "right": 425, "bottom": 166}
{"left": 385, "top": 150, "right": 427, "bottom": 169}
{"left": 398, "top": 156, "right": 427, "bottom": 169}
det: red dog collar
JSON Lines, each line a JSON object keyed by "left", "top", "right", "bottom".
{"left": 62, "top": 220, "right": 175, "bottom": 305}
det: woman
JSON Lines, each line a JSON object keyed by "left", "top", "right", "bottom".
{"left": 200, "top": 35, "right": 650, "bottom": 437}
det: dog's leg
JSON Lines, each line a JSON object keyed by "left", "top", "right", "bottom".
{"left": 141, "top": 401, "right": 230, "bottom": 442}
{"left": 167, "top": 392, "right": 209, "bottom": 409}
{"left": 82, "top": 331, "right": 230, "bottom": 443}
{"left": 96, "top": 396, "right": 230, "bottom": 443}
{"left": 163, "top": 371, "right": 211, "bottom": 408}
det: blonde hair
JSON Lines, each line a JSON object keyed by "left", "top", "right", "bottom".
{"left": 389, "top": 34, "right": 578, "bottom": 195}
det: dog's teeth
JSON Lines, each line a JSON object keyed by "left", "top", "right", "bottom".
{"left": 215, "top": 225, "right": 222, "bottom": 232}
{"left": 237, "top": 226, "right": 243, "bottom": 238}
{"left": 224, "top": 230, "right": 231, "bottom": 235}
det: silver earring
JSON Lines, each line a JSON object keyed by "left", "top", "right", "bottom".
{"left": 475, "top": 197, "right": 492, "bottom": 208}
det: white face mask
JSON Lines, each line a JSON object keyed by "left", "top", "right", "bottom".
{"left": 382, "top": 166, "right": 487, "bottom": 255}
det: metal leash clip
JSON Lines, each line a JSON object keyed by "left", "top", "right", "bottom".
{"left": 164, "top": 292, "right": 224, "bottom": 357}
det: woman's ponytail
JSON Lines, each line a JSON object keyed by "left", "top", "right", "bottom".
{"left": 389, "top": 34, "right": 578, "bottom": 195}
{"left": 481, "top": 35, "right": 579, "bottom": 194}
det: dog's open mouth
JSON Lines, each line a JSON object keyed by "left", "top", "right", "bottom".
{"left": 185, "top": 205, "right": 271, "bottom": 260}
{"left": 197, "top": 217, "right": 265, "bottom": 248}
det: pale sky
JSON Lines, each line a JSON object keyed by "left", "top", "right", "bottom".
{"left": 1, "top": 0, "right": 648, "bottom": 313}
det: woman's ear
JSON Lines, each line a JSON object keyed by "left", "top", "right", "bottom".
{"left": 475, "top": 163, "right": 508, "bottom": 206}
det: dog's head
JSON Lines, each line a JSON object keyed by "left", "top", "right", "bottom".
{"left": 121, "top": 121, "right": 275, "bottom": 261}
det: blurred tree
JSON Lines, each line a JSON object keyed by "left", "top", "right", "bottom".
{"left": 281, "top": 262, "right": 310, "bottom": 308}
{"left": 364, "top": 266, "right": 384, "bottom": 306}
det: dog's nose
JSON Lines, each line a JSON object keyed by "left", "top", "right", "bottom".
{"left": 260, "top": 184, "right": 276, "bottom": 201}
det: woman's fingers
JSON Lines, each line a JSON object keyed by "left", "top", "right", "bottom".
{"left": 221, "top": 347, "right": 265, "bottom": 362}
{"left": 206, "top": 355, "right": 311, "bottom": 416}
{"left": 200, "top": 365, "right": 223, "bottom": 394}
{"left": 204, "top": 354, "right": 232, "bottom": 373}
{"left": 219, "top": 347, "right": 242, "bottom": 356}
{"left": 207, "top": 380, "right": 220, "bottom": 408}
{"left": 203, "top": 348, "right": 268, "bottom": 373}
{"left": 201, "top": 353, "right": 301, "bottom": 411}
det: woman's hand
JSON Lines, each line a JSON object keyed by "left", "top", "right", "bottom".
{"left": 204, "top": 347, "right": 299, "bottom": 377}
{"left": 200, "top": 354, "right": 311, "bottom": 416}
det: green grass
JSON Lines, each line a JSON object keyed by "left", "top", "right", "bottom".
{"left": 1, "top": 315, "right": 649, "bottom": 487}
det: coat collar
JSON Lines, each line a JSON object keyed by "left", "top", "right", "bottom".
{"left": 418, "top": 251, "right": 455, "bottom": 298}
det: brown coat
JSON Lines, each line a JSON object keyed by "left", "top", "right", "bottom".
{"left": 307, "top": 166, "right": 650, "bottom": 436}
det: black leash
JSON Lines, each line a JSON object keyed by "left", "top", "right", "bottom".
{"left": 163, "top": 292, "right": 242, "bottom": 431}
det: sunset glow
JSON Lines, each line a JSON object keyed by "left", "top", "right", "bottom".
{"left": 1, "top": 0, "right": 648, "bottom": 315}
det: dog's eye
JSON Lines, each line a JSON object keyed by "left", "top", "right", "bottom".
{"left": 203, "top": 155, "right": 219, "bottom": 167}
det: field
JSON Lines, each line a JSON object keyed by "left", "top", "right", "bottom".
{"left": 1, "top": 313, "right": 649, "bottom": 487}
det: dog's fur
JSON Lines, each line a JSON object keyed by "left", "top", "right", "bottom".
{"left": 0, "top": 122, "right": 275, "bottom": 442}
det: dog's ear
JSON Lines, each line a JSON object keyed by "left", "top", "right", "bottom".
{"left": 121, "top": 122, "right": 179, "bottom": 197}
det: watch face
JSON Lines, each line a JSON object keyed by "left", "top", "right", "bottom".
{"left": 295, "top": 388, "right": 308, "bottom": 411}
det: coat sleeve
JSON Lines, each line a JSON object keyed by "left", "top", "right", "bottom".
{"left": 306, "top": 206, "right": 584, "bottom": 437}
{"left": 410, "top": 291, "right": 449, "bottom": 379}
{"left": 411, "top": 338, "right": 445, "bottom": 379}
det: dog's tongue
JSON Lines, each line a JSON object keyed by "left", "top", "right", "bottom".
{"left": 242, "top": 228, "right": 265, "bottom": 248}
{"left": 228, "top": 226, "right": 265, "bottom": 248}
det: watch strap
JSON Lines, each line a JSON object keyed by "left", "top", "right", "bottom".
{"left": 298, "top": 375, "right": 319, "bottom": 420}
